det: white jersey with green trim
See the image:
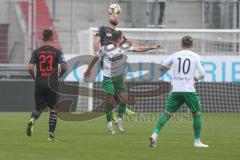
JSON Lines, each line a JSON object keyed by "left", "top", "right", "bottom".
{"left": 162, "top": 50, "right": 205, "bottom": 92}
{"left": 99, "top": 44, "right": 133, "bottom": 77}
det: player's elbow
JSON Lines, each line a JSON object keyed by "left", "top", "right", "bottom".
{"left": 195, "top": 70, "right": 205, "bottom": 81}
{"left": 133, "top": 47, "right": 142, "bottom": 52}
{"left": 93, "top": 55, "right": 100, "bottom": 61}
{"left": 94, "top": 36, "right": 101, "bottom": 43}
{"left": 95, "top": 55, "right": 100, "bottom": 59}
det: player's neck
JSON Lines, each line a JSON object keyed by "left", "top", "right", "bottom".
{"left": 113, "top": 42, "right": 120, "bottom": 48}
{"left": 182, "top": 47, "right": 192, "bottom": 51}
{"left": 44, "top": 41, "right": 53, "bottom": 46}
{"left": 108, "top": 23, "right": 116, "bottom": 29}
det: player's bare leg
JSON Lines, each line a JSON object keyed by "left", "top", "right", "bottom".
{"left": 192, "top": 112, "right": 208, "bottom": 148}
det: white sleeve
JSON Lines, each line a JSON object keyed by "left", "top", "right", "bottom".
{"left": 195, "top": 56, "right": 205, "bottom": 80}
{"left": 121, "top": 44, "right": 134, "bottom": 51}
{"left": 128, "top": 46, "right": 134, "bottom": 51}
{"left": 162, "top": 55, "right": 174, "bottom": 67}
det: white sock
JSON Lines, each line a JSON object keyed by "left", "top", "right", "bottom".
{"left": 117, "top": 117, "right": 122, "bottom": 121}
{"left": 194, "top": 139, "right": 201, "bottom": 144}
{"left": 108, "top": 121, "right": 113, "bottom": 127}
{"left": 151, "top": 132, "right": 158, "bottom": 140}
{"left": 30, "top": 118, "right": 35, "bottom": 122}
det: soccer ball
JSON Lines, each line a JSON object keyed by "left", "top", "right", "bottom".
{"left": 108, "top": 4, "right": 121, "bottom": 15}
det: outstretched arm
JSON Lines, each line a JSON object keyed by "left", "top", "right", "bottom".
{"left": 133, "top": 44, "right": 160, "bottom": 53}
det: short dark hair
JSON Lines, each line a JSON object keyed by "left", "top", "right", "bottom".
{"left": 43, "top": 29, "right": 53, "bottom": 41}
{"left": 112, "top": 30, "right": 122, "bottom": 42}
{"left": 182, "top": 36, "right": 193, "bottom": 48}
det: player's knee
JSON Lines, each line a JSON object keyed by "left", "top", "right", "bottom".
{"left": 36, "top": 108, "right": 42, "bottom": 113}
{"left": 165, "top": 111, "right": 173, "bottom": 118}
{"left": 105, "top": 97, "right": 116, "bottom": 106}
{"left": 49, "top": 108, "right": 56, "bottom": 112}
{"left": 119, "top": 98, "right": 127, "bottom": 104}
{"left": 118, "top": 95, "right": 128, "bottom": 104}
{"left": 168, "top": 112, "right": 173, "bottom": 118}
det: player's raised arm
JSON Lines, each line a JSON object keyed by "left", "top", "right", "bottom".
{"left": 84, "top": 36, "right": 102, "bottom": 79}
{"left": 123, "top": 39, "right": 134, "bottom": 46}
{"left": 194, "top": 56, "right": 205, "bottom": 81}
{"left": 94, "top": 35, "right": 101, "bottom": 56}
{"left": 132, "top": 44, "right": 160, "bottom": 53}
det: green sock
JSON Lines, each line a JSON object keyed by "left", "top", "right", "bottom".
{"left": 105, "top": 105, "right": 113, "bottom": 122}
{"left": 153, "top": 111, "right": 170, "bottom": 135}
{"left": 193, "top": 114, "right": 202, "bottom": 139}
{"left": 118, "top": 104, "right": 126, "bottom": 118}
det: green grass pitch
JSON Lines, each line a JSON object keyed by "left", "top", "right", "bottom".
{"left": 0, "top": 113, "right": 239, "bottom": 160}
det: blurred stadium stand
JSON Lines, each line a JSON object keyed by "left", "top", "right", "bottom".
{"left": 0, "top": 0, "right": 239, "bottom": 80}
{"left": 0, "top": 0, "right": 239, "bottom": 111}
{"left": 20, "top": 0, "right": 61, "bottom": 49}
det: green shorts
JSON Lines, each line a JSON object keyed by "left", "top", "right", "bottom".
{"left": 165, "top": 92, "right": 201, "bottom": 113}
{"left": 103, "top": 74, "right": 127, "bottom": 97}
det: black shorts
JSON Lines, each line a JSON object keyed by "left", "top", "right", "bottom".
{"left": 34, "top": 81, "right": 58, "bottom": 110}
